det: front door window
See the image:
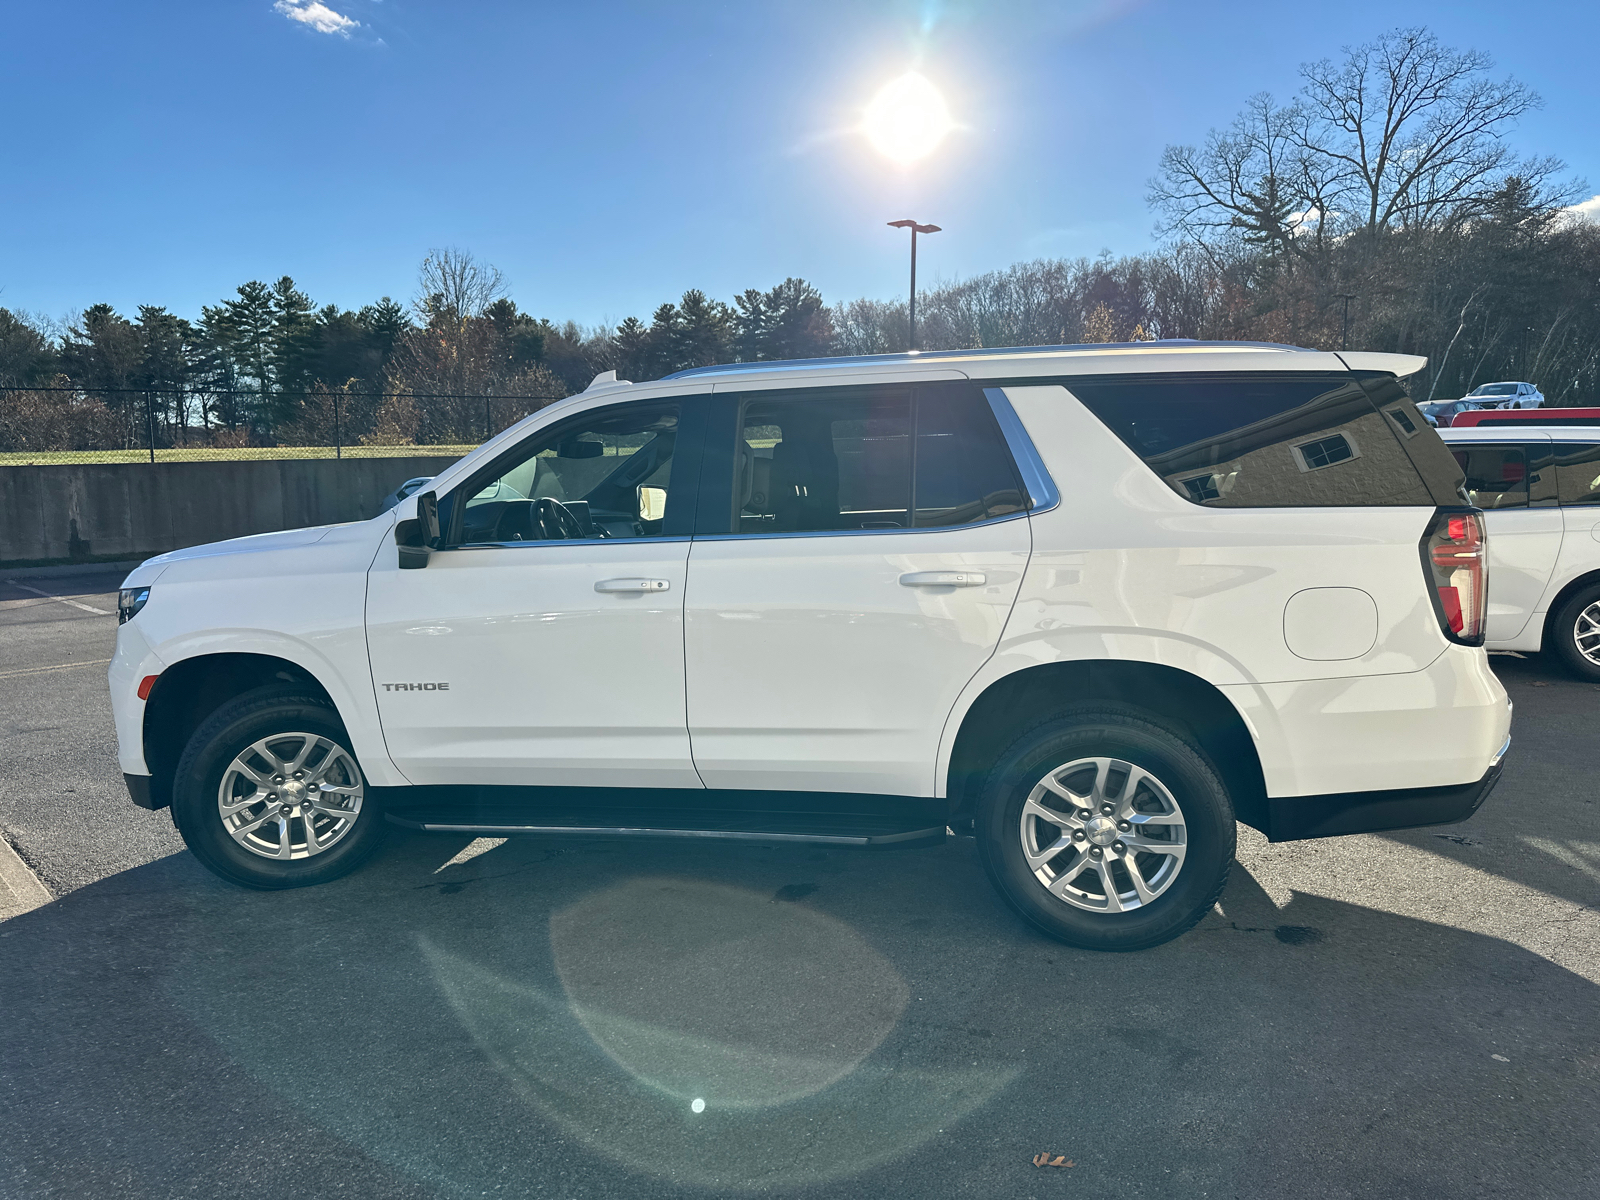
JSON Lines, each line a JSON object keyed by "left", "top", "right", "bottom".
{"left": 455, "top": 402, "right": 682, "bottom": 544}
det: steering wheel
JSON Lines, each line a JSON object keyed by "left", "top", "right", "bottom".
{"left": 492, "top": 497, "right": 588, "bottom": 541}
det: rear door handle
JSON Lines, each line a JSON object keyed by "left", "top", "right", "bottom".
{"left": 899, "top": 571, "right": 986, "bottom": 588}
{"left": 595, "top": 578, "right": 671, "bottom": 593}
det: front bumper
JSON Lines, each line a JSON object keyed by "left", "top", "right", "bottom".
{"left": 1264, "top": 738, "right": 1507, "bottom": 842}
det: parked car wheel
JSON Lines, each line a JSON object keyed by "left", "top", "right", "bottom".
{"left": 171, "top": 686, "right": 386, "bottom": 889}
{"left": 1548, "top": 583, "right": 1600, "bottom": 682}
{"left": 975, "top": 707, "right": 1235, "bottom": 951}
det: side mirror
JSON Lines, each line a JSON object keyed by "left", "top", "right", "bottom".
{"left": 396, "top": 490, "right": 441, "bottom": 569}
{"left": 637, "top": 486, "right": 667, "bottom": 523}
{"left": 418, "top": 491, "right": 441, "bottom": 545}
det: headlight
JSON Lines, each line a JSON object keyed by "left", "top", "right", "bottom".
{"left": 118, "top": 587, "right": 151, "bottom": 624}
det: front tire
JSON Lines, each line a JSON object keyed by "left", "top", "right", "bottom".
{"left": 975, "top": 707, "right": 1235, "bottom": 951}
{"left": 1548, "top": 584, "right": 1600, "bottom": 682}
{"left": 171, "top": 686, "right": 386, "bottom": 889}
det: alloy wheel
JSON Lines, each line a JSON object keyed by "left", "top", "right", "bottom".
{"left": 1019, "top": 756, "right": 1187, "bottom": 913}
{"left": 1575, "top": 601, "right": 1600, "bottom": 667}
{"left": 217, "top": 732, "right": 364, "bottom": 861}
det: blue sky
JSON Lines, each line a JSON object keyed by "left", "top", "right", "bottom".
{"left": 1, "top": 1, "right": 1595, "bottom": 328}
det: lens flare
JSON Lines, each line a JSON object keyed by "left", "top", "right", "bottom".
{"left": 863, "top": 72, "right": 953, "bottom": 164}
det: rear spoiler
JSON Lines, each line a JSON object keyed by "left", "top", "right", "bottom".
{"left": 1338, "top": 352, "right": 1428, "bottom": 378}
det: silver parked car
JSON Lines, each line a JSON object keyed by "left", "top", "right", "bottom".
{"left": 1464, "top": 381, "right": 1544, "bottom": 409}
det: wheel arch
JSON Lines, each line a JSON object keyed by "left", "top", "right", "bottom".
{"left": 141, "top": 653, "right": 339, "bottom": 811}
{"left": 1540, "top": 568, "right": 1600, "bottom": 649}
{"left": 943, "top": 659, "right": 1269, "bottom": 834}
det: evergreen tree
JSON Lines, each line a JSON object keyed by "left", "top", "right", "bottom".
{"left": 734, "top": 278, "right": 833, "bottom": 361}
{"left": 269, "top": 276, "right": 318, "bottom": 425}
{"left": 0, "top": 309, "right": 58, "bottom": 387}
{"left": 215, "top": 281, "right": 277, "bottom": 428}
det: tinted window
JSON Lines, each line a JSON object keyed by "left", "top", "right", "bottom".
{"left": 452, "top": 401, "right": 682, "bottom": 543}
{"left": 736, "top": 392, "right": 911, "bottom": 533}
{"left": 1450, "top": 444, "right": 1527, "bottom": 509}
{"left": 1066, "top": 373, "right": 1443, "bottom": 508}
{"left": 913, "top": 390, "right": 1026, "bottom": 527}
{"left": 1553, "top": 443, "right": 1600, "bottom": 505}
{"left": 726, "top": 387, "right": 1025, "bottom": 535}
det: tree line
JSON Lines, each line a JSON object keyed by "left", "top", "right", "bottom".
{"left": 3, "top": 26, "right": 1596, "bottom": 453}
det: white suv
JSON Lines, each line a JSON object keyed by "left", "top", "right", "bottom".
{"left": 1465, "top": 381, "right": 1545, "bottom": 409}
{"left": 110, "top": 343, "right": 1511, "bottom": 950}
{"left": 1440, "top": 426, "right": 1600, "bottom": 679}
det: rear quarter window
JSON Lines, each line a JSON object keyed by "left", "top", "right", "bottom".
{"left": 1062, "top": 372, "right": 1463, "bottom": 508}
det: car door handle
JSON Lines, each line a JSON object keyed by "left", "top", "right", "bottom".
{"left": 899, "top": 571, "right": 986, "bottom": 588}
{"left": 595, "top": 578, "right": 671, "bottom": 593}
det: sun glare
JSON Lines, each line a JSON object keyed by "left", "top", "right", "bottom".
{"left": 863, "top": 72, "right": 953, "bottom": 164}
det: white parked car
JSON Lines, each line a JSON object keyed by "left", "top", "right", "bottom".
{"left": 1465, "top": 381, "right": 1545, "bottom": 409}
{"left": 110, "top": 344, "right": 1511, "bottom": 950}
{"left": 1439, "top": 426, "right": 1600, "bottom": 679}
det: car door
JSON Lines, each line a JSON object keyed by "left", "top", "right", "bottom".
{"left": 1450, "top": 437, "right": 1563, "bottom": 643}
{"left": 366, "top": 395, "right": 707, "bottom": 789}
{"left": 683, "top": 382, "right": 1035, "bottom": 797}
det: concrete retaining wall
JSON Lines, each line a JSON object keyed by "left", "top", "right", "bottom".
{"left": 0, "top": 457, "right": 460, "bottom": 567}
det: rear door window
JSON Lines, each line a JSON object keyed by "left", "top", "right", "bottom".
{"left": 1063, "top": 373, "right": 1455, "bottom": 507}
{"left": 736, "top": 391, "right": 911, "bottom": 533}
{"left": 1450, "top": 444, "right": 1527, "bottom": 509}
{"left": 912, "top": 389, "right": 1027, "bottom": 527}
{"left": 720, "top": 385, "right": 1026, "bottom": 535}
{"left": 1552, "top": 444, "right": 1600, "bottom": 505}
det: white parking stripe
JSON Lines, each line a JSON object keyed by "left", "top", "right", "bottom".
{"left": 0, "top": 659, "right": 113, "bottom": 682}
{"left": 0, "top": 834, "right": 52, "bottom": 919}
{"left": 3, "top": 581, "right": 113, "bottom": 616}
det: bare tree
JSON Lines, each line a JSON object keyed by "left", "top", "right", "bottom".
{"left": 1152, "top": 28, "right": 1567, "bottom": 247}
{"left": 1298, "top": 27, "right": 1557, "bottom": 233}
{"left": 415, "top": 247, "right": 507, "bottom": 325}
{"left": 1150, "top": 93, "right": 1336, "bottom": 259}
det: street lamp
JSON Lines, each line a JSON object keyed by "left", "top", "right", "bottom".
{"left": 1337, "top": 292, "right": 1357, "bottom": 351}
{"left": 888, "top": 219, "right": 940, "bottom": 351}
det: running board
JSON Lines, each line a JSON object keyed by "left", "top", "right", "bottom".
{"left": 384, "top": 813, "right": 944, "bottom": 848}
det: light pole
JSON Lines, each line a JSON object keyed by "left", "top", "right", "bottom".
{"left": 888, "top": 219, "right": 940, "bottom": 351}
{"left": 1337, "top": 292, "right": 1357, "bottom": 351}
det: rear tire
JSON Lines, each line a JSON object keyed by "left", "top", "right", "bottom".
{"left": 1547, "top": 584, "right": 1600, "bottom": 682}
{"left": 975, "top": 706, "right": 1235, "bottom": 951}
{"left": 171, "top": 686, "right": 386, "bottom": 889}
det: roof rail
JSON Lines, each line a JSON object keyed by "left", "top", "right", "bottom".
{"left": 659, "top": 339, "right": 1312, "bottom": 380}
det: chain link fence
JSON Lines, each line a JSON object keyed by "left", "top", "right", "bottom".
{"left": 0, "top": 385, "right": 567, "bottom": 465}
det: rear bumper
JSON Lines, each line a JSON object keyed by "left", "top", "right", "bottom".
{"left": 1222, "top": 645, "right": 1512, "bottom": 798}
{"left": 1265, "top": 741, "right": 1507, "bottom": 842}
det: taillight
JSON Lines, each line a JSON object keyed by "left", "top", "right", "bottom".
{"left": 1421, "top": 508, "right": 1487, "bottom": 646}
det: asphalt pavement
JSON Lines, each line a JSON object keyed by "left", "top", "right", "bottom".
{"left": 1, "top": 568, "right": 1597, "bottom": 1199}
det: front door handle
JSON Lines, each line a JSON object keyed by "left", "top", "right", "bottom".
{"left": 595, "top": 578, "right": 671, "bottom": 593}
{"left": 899, "top": 571, "right": 986, "bottom": 588}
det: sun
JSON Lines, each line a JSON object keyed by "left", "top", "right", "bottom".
{"left": 863, "top": 72, "right": 953, "bottom": 164}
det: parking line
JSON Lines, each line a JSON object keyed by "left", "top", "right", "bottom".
{"left": 0, "top": 833, "right": 52, "bottom": 919}
{"left": 3, "top": 581, "right": 114, "bottom": 616}
{"left": 0, "top": 659, "right": 113, "bottom": 681}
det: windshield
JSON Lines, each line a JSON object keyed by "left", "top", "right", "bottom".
{"left": 1472, "top": 384, "right": 1519, "bottom": 396}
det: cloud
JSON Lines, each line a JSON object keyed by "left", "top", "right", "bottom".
{"left": 273, "top": 1, "right": 359, "bottom": 37}
{"left": 1565, "top": 195, "right": 1600, "bottom": 225}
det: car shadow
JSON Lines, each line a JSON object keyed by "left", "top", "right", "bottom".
{"left": 3, "top": 829, "right": 1598, "bottom": 1199}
